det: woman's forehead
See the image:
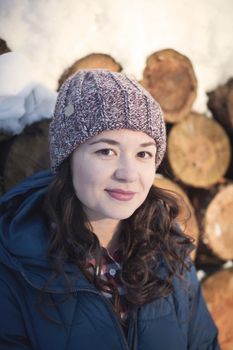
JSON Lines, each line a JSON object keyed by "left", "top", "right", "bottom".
{"left": 87, "top": 129, "right": 156, "bottom": 144}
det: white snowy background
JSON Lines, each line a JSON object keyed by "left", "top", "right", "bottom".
{"left": 0, "top": 0, "right": 233, "bottom": 134}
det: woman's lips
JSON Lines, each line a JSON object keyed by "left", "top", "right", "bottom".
{"left": 105, "top": 189, "right": 136, "bottom": 201}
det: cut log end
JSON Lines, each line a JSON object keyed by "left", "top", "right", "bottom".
{"left": 141, "top": 49, "right": 197, "bottom": 123}
{"left": 58, "top": 53, "right": 122, "bottom": 90}
{"left": 204, "top": 185, "right": 233, "bottom": 260}
{"left": 167, "top": 112, "right": 231, "bottom": 188}
{"left": 202, "top": 268, "right": 233, "bottom": 350}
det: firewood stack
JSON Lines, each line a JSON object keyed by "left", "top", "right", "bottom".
{"left": 141, "top": 49, "right": 233, "bottom": 350}
{"left": 0, "top": 47, "right": 232, "bottom": 349}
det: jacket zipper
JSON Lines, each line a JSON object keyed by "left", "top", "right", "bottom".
{"left": 73, "top": 288, "right": 131, "bottom": 350}
{"left": 128, "top": 307, "right": 138, "bottom": 350}
{"left": 19, "top": 270, "right": 134, "bottom": 350}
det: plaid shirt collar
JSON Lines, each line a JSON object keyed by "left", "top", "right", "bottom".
{"left": 88, "top": 247, "right": 127, "bottom": 321}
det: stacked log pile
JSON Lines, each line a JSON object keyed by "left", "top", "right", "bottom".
{"left": 0, "top": 46, "right": 232, "bottom": 349}
{"left": 141, "top": 49, "right": 233, "bottom": 349}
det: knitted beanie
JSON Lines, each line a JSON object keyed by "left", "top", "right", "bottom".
{"left": 49, "top": 69, "right": 166, "bottom": 173}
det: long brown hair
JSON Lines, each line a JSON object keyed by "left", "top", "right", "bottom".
{"left": 43, "top": 157, "right": 194, "bottom": 319}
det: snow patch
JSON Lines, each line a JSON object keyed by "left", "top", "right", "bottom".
{"left": 0, "top": 53, "right": 57, "bottom": 135}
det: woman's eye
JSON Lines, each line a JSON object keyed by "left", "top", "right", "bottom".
{"left": 96, "top": 148, "right": 115, "bottom": 156}
{"left": 137, "top": 151, "right": 153, "bottom": 159}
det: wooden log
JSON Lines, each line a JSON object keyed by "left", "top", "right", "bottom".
{"left": 58, "top": 53, "right": 122, "bottom": 89}
{"left": 167, "top": 112, "right": 231, "bottom": 188}
{"left": 188, "top": 186, "right": 218, "bottom": 254}
{"left": 3, "top": 120, "right": 50, "bottom": 191}
{"left": 0, "top": 132, "right": 13, "bottom": 142}
{"left": 0, "top": 136, "right": 16, "bottom": 176}
{"left": 207, "top": 78, "right": 233, "bottom": 134}
{"left": 153, "top": 175, "right": 199, "bottom": 260}
{"left": 0, "top": 38, "right": 11, "bottom": 55}
{"left": 141, "top": 49, "right": 197, "bottom": 123}
{"left": 202, "top": 268, "right": 233, "bottom": 350}
{"left": 0, "top": 39, "right": 12, "bottom": 141}
{"left": 187, "top": 179, "right": 233, "bottom": 271}
{"left": 204, "top": 184, "right": 233, "bottom": 260}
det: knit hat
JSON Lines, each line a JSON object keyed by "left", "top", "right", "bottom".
{"left": 49, "top": 69, "right": 166, "bottom": 173}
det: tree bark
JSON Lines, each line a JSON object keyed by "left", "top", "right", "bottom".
{"left": 0, "top": 38, "right": 11, "bottom": 55}
{"left": 207, "top": 78, "right": 233, "bottom": 134}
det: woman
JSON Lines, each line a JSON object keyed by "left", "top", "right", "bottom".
{"left": 0, "top": 69, "right": 219, "bottom": 349}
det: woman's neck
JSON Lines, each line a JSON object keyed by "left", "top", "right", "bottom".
{"left": 89, "top": 218, "right": 121, "bottom": 253}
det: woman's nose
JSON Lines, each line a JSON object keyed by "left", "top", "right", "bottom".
{"left": 113, "top": 158, "right": 139, "bottom": 182}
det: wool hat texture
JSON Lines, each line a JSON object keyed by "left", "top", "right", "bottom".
{"left": 49, "top": 69, "right": 166, "bottom": 173}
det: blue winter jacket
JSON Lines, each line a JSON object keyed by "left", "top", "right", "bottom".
{"left": 0, "top": 171, "right": 220, "bottom": 350}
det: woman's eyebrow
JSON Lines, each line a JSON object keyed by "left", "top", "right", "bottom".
{"left": 140, "top": 142, "right": 157, "bottom": 147}
{"left": 88, "top": 138, "right": 119, "bottom": 145}
{"left": 88, "top": 138, "right": 156, "bottom": 147}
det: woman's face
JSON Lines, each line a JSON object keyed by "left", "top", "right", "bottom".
{"left": 71, "top": 129, "right": 156, "bottom": 223}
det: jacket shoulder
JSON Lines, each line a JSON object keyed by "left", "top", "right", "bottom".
{"left": 0, "top": 263, "right": 33, "bottom": 348}
{"left": 172, "top": 261, "right": 220, "bottom": 349}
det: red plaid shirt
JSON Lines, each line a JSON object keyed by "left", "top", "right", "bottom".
{"left": 88, "top": 248, "right": 128, "bottom": 322}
